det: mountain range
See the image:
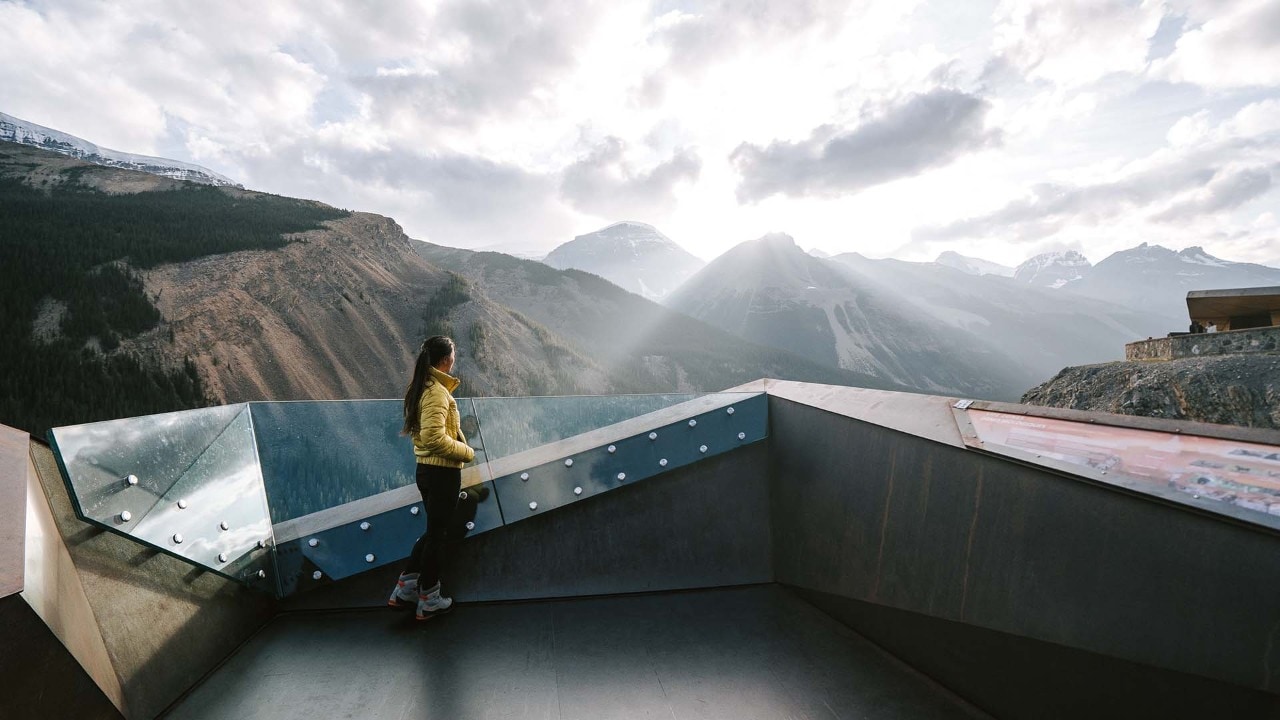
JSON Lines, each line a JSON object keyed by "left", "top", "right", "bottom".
{"left": 0, "top": 111, "right": 239, "bottom": 187}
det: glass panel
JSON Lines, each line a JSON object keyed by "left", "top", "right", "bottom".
{"left": 471, "top": 393, "right": 701, "bottom": 460}
{"left": 48, "top": 403, "right": 274, "bottom": 581}
{"left": 49, "top": 404, "right": 246, "bottom": 526}
{"left": 251, "top": 398, "right": 489, "bottom": 524}
{"left": 964, "top": 408, "right": 1280, "bottom": 530}
{"left": 490, "top": 392, "right": 768, "bottom": 523}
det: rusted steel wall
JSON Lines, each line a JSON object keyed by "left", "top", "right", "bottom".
{"left": 768, "top": 394, "right": 1280, "bottom": 696}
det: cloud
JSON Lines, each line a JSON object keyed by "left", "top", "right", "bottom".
{"left": 914, "top": 99, "right": 1280, "bottom": 246}
{"left": 354, "top": 0, "right": 609, "bottom": 129}
{"left": 1154, "top": 0, "right": 1280, "bottom": 88}
{"left": 1149, "top": 165, "right": 1274, "bottom": 222}
{"left": 730, "top": 88, "right": 999, "bottom": 202}
{"left": 991, "top": 0, "right": 1165, "bottom": 87}
{"left": 558, "top": 137, "right": 701, "bottom": 219}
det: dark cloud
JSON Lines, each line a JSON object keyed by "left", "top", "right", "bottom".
{"left": 1150, "top": 165, "right": 1274, "bottom": 222}
{"left": 559, "top": 137, "right": 701, "bottom": 218}
{"left": 730, "top": 89, "right": 999, "bottom": 203}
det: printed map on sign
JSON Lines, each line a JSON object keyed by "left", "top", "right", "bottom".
{"left": 966, "top": 410, "right": 1280, "bottom": 522}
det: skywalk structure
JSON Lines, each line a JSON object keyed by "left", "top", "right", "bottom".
{"left": 3, "top": 381, "right": 1280, "bottom": 718}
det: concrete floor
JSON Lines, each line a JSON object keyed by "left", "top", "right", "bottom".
{"left": 163, "top": 585, "right": 984, "bottom": 720}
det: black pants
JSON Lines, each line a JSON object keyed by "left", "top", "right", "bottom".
{"left": 402, "top": 463, "right": 460, "bottom": 588}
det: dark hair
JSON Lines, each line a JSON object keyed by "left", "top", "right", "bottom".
{"left": 401, "top": 335, "right": 455, "bottom": 436}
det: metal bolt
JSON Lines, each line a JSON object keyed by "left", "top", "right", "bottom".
{"left": 738, "top": 432, "right": 746, "bottom": 440}
{"left": 219, "top": 521, "right": 229, "bottom": 531}
{"left": 459, "top": 491, "right": 467, "bottom": 500}
{"left": 312, "top": 571, "right": 323, "bottom": 580}
{"left": 365, "top": 554, "right": 375, "bottom": 563}
{"left": 574, "top": 487, "right": 583, "bottom": 496}
{"left": 649, "top": 432, "right": 658, "bottom": 440}
{"left": 410, "top": 506, "right": 420, "bottom": 515}
{"left": 177, "top": 499, "right": 188, "bottom": 510}
{"left": 308, "top": 538, "right": 319, "bottom": 548}
{"left": 565, "top": 458, "right": 574, "bottom": 467}
{"left": 1193, "top": 494, "right": 1201, "bottom": 499}
{"left": 617, "top": 472, "right": 626, "bottom": 481}
{"left": 257, "top": 570, "right": 266, "bottom": 579}
{"left": 726, "top": 407, "right": 735, "bottom": 415}
{"left": 699, "top": 445, "right": 708, "bottom": 453}
{"left": 217, "top": 553, "right": 227, "bottom": 563}
{"left": 124, "top": 474, "right": 138, "bottom": 487}
{"left": 173, "top": 533, "right": 183, "bottom": 544}
{"left": 520, "top": 472, "right": 530, "bottom": 481}
{"left": 360, "top": 521, "right": 370, "bottom": 531}
{"left": 689, "top": 419, "right": 697, "bottom": 427}
{"left": 465, "top": 521, "right": 475, "bottom": 531}
{"left": 118, "top": 511, "right": 132, "bottom": 523}
{"left": 529, "top": 501, "right": 538, "bottom": 511}
{"left": 257, "top": 539, "right": 267, "bottom": 549}
{"left": 608, "top": 445, "right": 616, "bottom": 453}
{"left": 659, "top": 458, "right": 668, "bottom": 467}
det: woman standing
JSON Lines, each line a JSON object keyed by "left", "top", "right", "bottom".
{"left": 388, "top": 335, "right": 475, "bottom": 620}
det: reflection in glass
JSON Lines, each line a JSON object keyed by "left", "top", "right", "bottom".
{"left": 49, "top": 403, "right": 274, "bottom": 578}
{"left": 471, "top": 394, "right": 700, "bottom": 460}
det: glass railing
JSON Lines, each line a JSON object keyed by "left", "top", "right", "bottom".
{"left": 48, "top": 391, "right": 768, "bottom": 597}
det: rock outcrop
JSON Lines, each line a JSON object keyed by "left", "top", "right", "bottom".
{"left": 1022, "top": 354, "right": 1280, "bottom": 429}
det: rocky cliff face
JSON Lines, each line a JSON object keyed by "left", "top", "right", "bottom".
{"left": 119, "top": 212, "right": 612, "bottom": 403}
{"left": 1022, "top": 355, "right": 1280, "bottom": 429}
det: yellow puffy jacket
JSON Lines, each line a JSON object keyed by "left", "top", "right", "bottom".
{"left": 413, "top": 366, "right": 476, "bottom": 468}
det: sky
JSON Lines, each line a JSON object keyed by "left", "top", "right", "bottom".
{"left": 2, "top": 0, "right": 1279, "bottom": 268}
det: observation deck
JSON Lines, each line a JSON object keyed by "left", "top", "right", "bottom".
{"left": 3, "top": 380, "right": 1280, "bottom": 718}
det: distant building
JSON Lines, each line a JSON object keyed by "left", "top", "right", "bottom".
{"left": 1126, "top": 286, "right": 1280, "bottom": 361}
{"left": 1186, "top": 286, "right": 1280, "bottom": 331}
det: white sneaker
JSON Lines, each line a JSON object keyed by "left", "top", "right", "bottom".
{"left": 388, "top": 573, "right": 419, "bottom": 609}
{"left": 416, "top": 582, "right": 453, "bottom": 620}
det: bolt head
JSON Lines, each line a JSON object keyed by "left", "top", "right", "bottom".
{"left": 607, "top": 445, "right": 616, "bottom": 453}
{"left": 520, "top": 472, "right": 530, "bottom": 481}
{"left": 659, "top": 458, "right": 668, "bottom": 467}
{"left": 410, "top": 506, "right": 420, "bottom": 515}
{"left": 312, "top": 571, "right": 323, "bottom": 580}
{"left": 217, "top": 553, "right": 227, "bottom": 563}
{"left": 257, "top": 539, "right": 267, "bottom": 549}
{"left": 360, "top": 521, "right": 370, "bottom": 531}
{"left": 172, "top": 533, "right": 183, "bottom": 544}
{"left": 465, "top": 521, "right": 475, "bottom": 531}
{"left": 738, "top": 432, "right": 746, "bottom": 440}
{"left": 365, "top": 553, "right": 375, "bottom": 563}
{"left": 219, "top": 521, "right": 229, "bottom": 531}
{"left": 308, "top": 538, "right": 319, "bottom": 548}
{"left": 649, "top": 432, "right": 658, "bottom": 440}
{"left": 125, "top": 474, "right": 138, "bottom": 486}
{"left": 529, "top": 501, "right": 538, "bottom": 511}
{"left": 177, "top": 499, "right": 188, "bottom": 510}
{"left": 617, "top": 472, "right": 626, "bottom": 481}
{"left": 564, "top": 458, "right": 574, "bottom": 467}
{"left": 699, "top": 445, "right": 708, "bottom": 453}
{"left": 574, "top": 487, "right": 583, "bottom": 495}
{"left": 727, "top": 407, "right": 735, "bottom": 415}
{"left": 459, "top": 490, "right": 468, "bottom": 499}
{"left": 257, "top": 570, "right": 266, "bottom": 579}
{"left": 118, "top": 511, "right": 132, "bottom": 523}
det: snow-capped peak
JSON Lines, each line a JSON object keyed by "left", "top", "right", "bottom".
{"left": 1014, "top": 250, "right": 1091, "bottom": 287}
{"left": 1177, "top": 246, "right": 1229, "bottom": 267}
{"left": 0, "top": 110, "right": 240, "bottom": 187}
